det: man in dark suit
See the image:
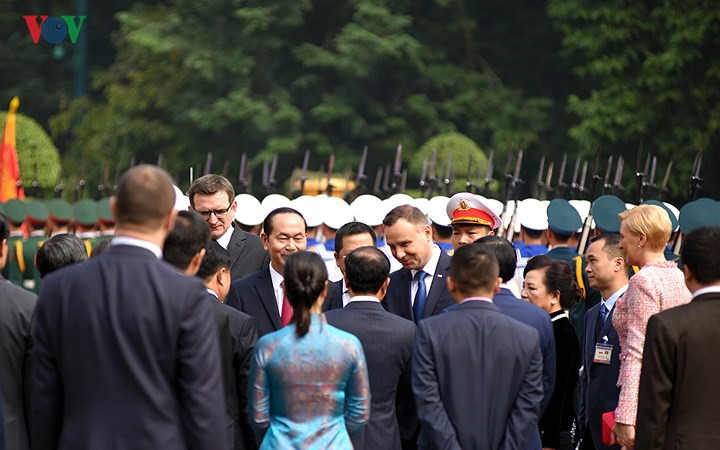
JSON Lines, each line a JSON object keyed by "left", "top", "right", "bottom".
{"left": 326, "top": 246, "right": 415, "bottom": 450}
{"left": 322, "top": 221, "right": 377, "bottom": 311}
{"left": 413, "top": 244, "right": 544, "bottom": 449}
{"left": 579, "top": 234, "right": 628, "bottom": 450}
{"left": 188, "top": 174, "right": 268, "bottom": 280}
{"left": 383, "top": 205, "right": 455, "bottom": 322}
{"left": 226, "top": 207, "right": 306, "bottom": 337}
{"left": 636, "top": 226, "right": 720, "bottom": 449}
{"left": 164, "top": 211, "right": 258, "bottom": 450}
{"left": 31, "top": 166, "right": 226, "bottom": 450}
{"left": 0, "top": 213, "right": 36, "bottom": 450}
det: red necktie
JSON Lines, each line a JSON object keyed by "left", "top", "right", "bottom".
{"left": 281, "top": 286, "right": 293, "bottom": 327}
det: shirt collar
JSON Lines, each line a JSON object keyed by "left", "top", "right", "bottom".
{"left": 215, "top": 224, "right": 234, "bottom": 250}
{"left": 30, "top": 230, "right": 45, "bottom": 237}
{"left": 206, "top": 288, "right": 219, "bottom": 299}
{"left": 411, "top": 244, "right": 441, "bottom": 279}
{"left": 692, "top": 285, "right": 720, "bottom": 299}
{"left": 111, "top": 236, "right": 163, "bottom": 259}
{"left": 347, "top": 295, "right": 381, "bottom": 304}
{"left": 460, "top": 296, "right": 493, "bottom": 304}
{"left": 269, "top": 263, "right": 284, "bottom": 292}
{"left": 602, "top": 283, "right": 628, "bottom": 311}
{"left": 9, "top": 231, "right": 23, "bottom": 238}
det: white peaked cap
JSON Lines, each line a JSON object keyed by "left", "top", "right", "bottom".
{"left": 234, "top": 193, "right": 264, "bottom": 226}
{"left": 173, "top": 185, "right": 190, "bottom": 211}
{"left": 569, "top": 199, "right": 592, "bottom": 232}
{"left": 381, "top": 193, "right": 415, "bottom": 218}
{"left": 290, "top": 195, "right": 324, "bottom": 228}
{"left": 413, "top": 197, "right": 430, "bottom": 216}
{"left": 519, "top": 198, "right": 548, "bottom": 231}
{"left": 663, "top": 202, "right": 680, "bottom": 231}
{"left": 323, "top": 197, "right": 354, "bottom": 230}
{"left": 351, "top": 194, "right": 384, "bottom": 227}
{"left": 428, "top": 196, "right": 451, "bottom": 227}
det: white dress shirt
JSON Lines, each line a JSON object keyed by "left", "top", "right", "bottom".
{"left": 111, "top": 236, "right": 162, "bottom": 259}
{"left": 692, "top": 285, "right": 720, "bottom": 299}
{"left": 602, "top": 283, "right": 628, "bottom": 313}
{"left": 341, "top": 279, "right": 352, "bottom": 308}
{"left": 269, "top": 264, "right": 285, "bottom": 316}
{"left": 410, "top": 245, "right": 441, "bottom": 307}
{"left": 215, "top": 225, "right": 234, "bottom": 250}
{"left": 347, "top": 294, "right": 381, "bottom": 305}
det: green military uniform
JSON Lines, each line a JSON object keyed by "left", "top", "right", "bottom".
{"left": 47, "top": 198, "right": 73, "bottom": 236}
{"left": 546, "top": 199, "right": 601, "bottom": 344}
{"left": 7, "top": 201, "right": 48, "bottom": 292}
{"left": 93, "top": 197, "right": 115, "bottom": 250}
{"left": 677, "top": 199, "right": 720, "bottom": 269}
{"left": 2, "top": 199, "right": 26, "bottom": 280}
{"left": 74, "top": 199, "right": 98, "bottom": 256}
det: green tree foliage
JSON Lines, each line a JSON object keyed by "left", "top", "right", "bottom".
{"left": 548, "top": 0, "right": 720, "bottom": 198}
{"left": 51, "top": 0, "right": 552, "bottom": 191}
{"left": 0, "top": 112, "right": 61, "bottom": 190}
{"left": 412, "top": 132, "right": 486, "bottom": 193}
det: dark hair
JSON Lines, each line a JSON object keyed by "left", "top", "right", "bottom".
{"left": 283, "top": 251, "right": 327, "bottom": 338}
{"left": 682, "top": 226, "right": 720, "bottom": 285}
{"left": 335, "top": 221, "right": 377, "bottom": 253}
{"left": 0, "top": 213, "right": 9, "bottom": 242}
{"left": 163, "top": 210, "right": 211, "bottom": 271}
{"left": 345, "top": 246, "right": 390, "bottom": 294}
{"left": 474, "top": 235, "right": 517, "bottom": 282}
{"left": 197, "top": 242, "right": 231, "bottom": 281}
{"left": 450, "top": 244, "right": 499, "bottom": 296}
{"left": 115, "top": 165, "right": 175, "bottom": 228}
{"left": 590, "top": 233, "right": 624, "bottom": 259}
{"left": 187, "top": 174, "right": 235, "bottom": 206}
{"left": 263, "top": 207, "right": 306, "bottom": 237}
{"left": 524, "top": 255, "right": 581, "bottom": 309}
{"left": 36, "top": 234, "right": 88, "bottom": 277}
{"left": 549, "top": 228, "right": 572, "bottom": 243}
{"left": 521, "top": 226, "right": 545, "bottom": 239}
{"left": 383, "top": 205, "right": 429, "bottom": 227}
{"left": 433, "top": 223, "right": 452, "bottom": 239}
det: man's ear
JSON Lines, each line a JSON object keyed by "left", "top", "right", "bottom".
{"left": 493, "top": 276, "right": 502, "bottom": 294}
{"left": 261, "top": 232, "right": 269, "bottom": 251}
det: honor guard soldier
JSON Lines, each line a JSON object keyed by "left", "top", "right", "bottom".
{"left": 445, "top": 192, "right": 502, "bottom": 250}
{"left": 8, "top": 201, "right": 47, "bottom": 292}
{"left": 427, "top": 196, "right": 453, "bottom": 254}
{"left": 46, "top": 199, "right": 73, "bottom": 236}
{"left": 546, "top": 199, "right": 601, "bottom": 341}
{"left": 290, "top": 195, "right": 324, "bottom": 251}
{"left": 93, "top": 197, "right": 116, "bottom": 249}
{"left": 2, "top": 199, "right": 26, "bottom": 280}
{"left": 74, "top": 199, "right": 98, "bottom": 256}
{"left": 518, "top": 198, "right": 549, "bottom": 258}
{"left": 591, "top": 195, "right": 627, "bottom": 235}
{"left": 320, "top": 197, "right": 354, "bottom": 282}
{"left": 233, "top": 193, "right": 264, "bottom": 236}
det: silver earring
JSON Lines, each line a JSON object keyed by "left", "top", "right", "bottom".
{"left": 551, "top": 300, "right": 556, "bottom": 305}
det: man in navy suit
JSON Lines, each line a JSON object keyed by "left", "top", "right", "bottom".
{"left": 382, "top": 205, "right": 455, "bottom": 322}
{"left": 579, "top": 234, "right": 628, "bottom": 450}
{"left": 413, "top": 244, "right": 544, "bottom": 449}
{"left": 31, "top": 165, "right": 226, "bottom": 450}
{"left": 322, "top": 221, "right": 377, "bottom": 311}
{"left": 226, "top": 207, "right": 304, "bottom": 337}
{"left": 326, "top": 246, "right": 415, "bottom": 450}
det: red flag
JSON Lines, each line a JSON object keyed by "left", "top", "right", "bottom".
{"left": 0, "top": 97, "right": 24, "bottom": 201}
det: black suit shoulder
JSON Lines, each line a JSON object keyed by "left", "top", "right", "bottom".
{"left": 228, "top": 228, "right": 268, "bottom": 279}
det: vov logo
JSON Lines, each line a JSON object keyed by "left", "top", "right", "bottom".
{"left": 23, "top": 16, "right": 86, "bottom": 44}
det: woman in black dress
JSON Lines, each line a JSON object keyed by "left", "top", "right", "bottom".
{"left": 522, "top": 255, "right": 582, "bottom": 450}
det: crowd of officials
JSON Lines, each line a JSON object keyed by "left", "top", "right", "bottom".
{"left": 0, "top": 166, "right": 719, "bottom": 450}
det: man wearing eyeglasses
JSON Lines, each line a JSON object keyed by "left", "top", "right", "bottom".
{"left": 188, "top": 175, "right": 268, "bottom": 280}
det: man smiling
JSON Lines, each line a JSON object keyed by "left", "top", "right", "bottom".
{"left": 188, "top": 174, "right": 268, "bottom": 280}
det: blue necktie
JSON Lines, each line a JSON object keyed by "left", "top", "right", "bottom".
{"left": 413, "top": 271, "right": 428, "bottom": 323}
{"left": 600, "top": 303, "right": 609, "bottom": 326}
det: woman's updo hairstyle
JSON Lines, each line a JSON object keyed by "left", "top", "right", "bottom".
{"left": 283, "top": 251, "right": 328, "bottom": 337}
{"left": 524, "top": 255, "right": 582, "bottom": 310}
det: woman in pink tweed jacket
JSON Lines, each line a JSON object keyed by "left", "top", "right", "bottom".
{"left": 611, "top": 204, "right": 692, "bottom": 447}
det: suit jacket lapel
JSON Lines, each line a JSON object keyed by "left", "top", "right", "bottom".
{"left": 424, "top": 251, "right": 450, "bottom": 317}
{"left": 585, "top": 305, "right": 600, "bottom": 371}
{"left": 228, "top": 227, "right": 247, "bottom": 272}
{"left": 256, "top": 268, "right": 281, "bottom": 329}
{"left": 398, "top": 269, "right": 414, "bottom": 320}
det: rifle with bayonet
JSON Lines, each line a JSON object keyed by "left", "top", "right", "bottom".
{"left": 602, "top": 156, "right": 614, "bottom": 194}
{"left": 267, "top": 153, "right": 278, "bottom": 194}
{"left": 261, "top": 159, "right": 269, "bottom": 194}
{"left": 373, "top": 166, "right": 384, "bottom": 197}
{"left": 221, "top": 159, "right": 230, "bottom": 178}
{"left": 483, "top": 150, "right": 495, "bottom": 197}
{"left": 238, "top": 152, "right": 249, "bottom": 194}
{"left": 381, "top": 163, "right": 391, "bottom": 198}
{"left": 536, "top": 156, "right": 546, "bottom": 200}
{"left": 612, "top": 156, "right": 624, "bottom": 198}
{"left": 326, "top": 154, "right": 335, "bottom": 197}
{"left": 419, "top": 156, "right": 429, "bottom": 198}
{"left": 544, "top": 162, "right": 554, "bottom": 199}
{"left": 352, "top": 146, "right": 368, "bottom": 200}
{"left": 31, "top": 162, "right": 40, "bottom": 198}
{"left": 443, "top": 153, "right": 452, "bottom": 196}
{"left": 672, "top": 149, "right": 703, "bottom": 254}
{"left": 569, "top": 157, "right": 581, "bottom": 199}
{"left": 400, "top": 168, "right": 407, "bottom": 193}
{"left": 577, "top": 159, "right": 589, "bottom": 199}
{"left": 54, "top": 167, "right": 64, "bottom": 198}
{"left": 204, "top": 152, "right": 213, "bottom": 176}
{"left": 97, "top": 164, "right": 110, "bottom": 198}
{"left": 659, "top": 160, "right": 673, "bottom": 201}
{"left": 555, "top": 153, "right": 568, "bottom": 198}
{"left": 75, "top": 176, "right": 86, "bottom": 202}
{"left": 390, "top": 144, "right": 403, "bottom": 194}
{"left": 647, "top": 156, "right": 657, "bottom": 199}
{"left": 576, "top": 153, "right": 603, "bottom": 254}
{"left": 465, "top": 154, "right": 474, "bottom": 193}
{"left": 449, "top": 167, "right": 457, "bottom": 197}
{"left": 427, "top": 148, "right": 437, "bottom": 197}
{"left": 292, "top": 150, "right": 310, "bottom": 198}
{"left": 502, "top": 149, "right": 524, "bottom": 240}
{"left": 635, "top": 141, "right": 647, "bottom": 203}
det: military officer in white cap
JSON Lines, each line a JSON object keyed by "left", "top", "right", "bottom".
{"left": 445, "top": 192, "right": 503, "bottom": 250}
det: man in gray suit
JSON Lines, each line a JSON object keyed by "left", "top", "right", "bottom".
{"left": 412, "top": 244, "right": 544, "bottom": 449}
{"left": 0, "top": 213, "right": 36, "bottom": 450}
{"left": 188, "top": 174, "right": 268, "bottom": 280}
{"left": 326, "top": 246, "right": 416, "bottom": 450}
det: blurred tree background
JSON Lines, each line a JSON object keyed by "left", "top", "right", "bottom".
{"left": 1, "top": 0, "right": 718, "bottom": 201}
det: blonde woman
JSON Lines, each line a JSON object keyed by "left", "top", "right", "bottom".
{"left": 611, "top": 205, "right": 692, "bottom": 447}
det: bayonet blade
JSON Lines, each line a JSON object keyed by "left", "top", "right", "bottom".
{"left": 537, "top": 155, "right": 546, "bottom": 186}
{"left": 660, "top": 160, "right": 673, "bottom": 192}
{"left": 558, "top": 153, "right": 567, "bottom": 185}
{"left": 570, "top": 157, "right": 580, "bottom": 187}
{"left": 545, "top": 162, "right": 554, "bottom": 191}
{"left": 603, "top": 155, "right": 614, "bottom": 186}
{"left": 513, "top": 149, "right": 523, "bottom": 178}
{"left": 393, "top": 144, "right": 403, "bottom": 176}
{"left": 373, "top": 166, "right": 383, "bottom": 195}
{"left": 204, "top": 152, "right": 213, "bottom": 175}
{"left": 649, "top": 156, "right": 657, "bottom": 186}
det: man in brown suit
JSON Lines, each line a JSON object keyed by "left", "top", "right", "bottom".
{"left": 636, "top": 225, "right": 720, "bottom": 449}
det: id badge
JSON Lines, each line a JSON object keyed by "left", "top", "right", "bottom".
{"left": 593, "top": 343, "right": 613, "bottom": 364}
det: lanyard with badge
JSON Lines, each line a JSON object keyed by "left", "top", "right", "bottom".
{"left": 593, "top": 335, "right": 613, "bottom": 365}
